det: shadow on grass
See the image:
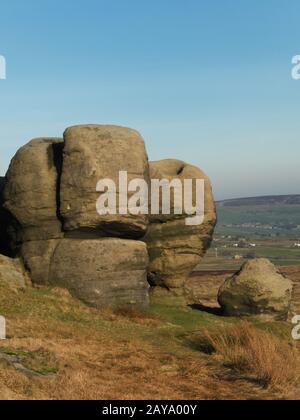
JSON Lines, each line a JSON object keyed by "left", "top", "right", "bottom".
{"left": 189, "top": 303, "right": 223, "bottom": 316}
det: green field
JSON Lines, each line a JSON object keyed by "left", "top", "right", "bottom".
{"left": 216, "top": 203, "right": 300, "bottom": 238}
{"left": 199, "top": 196, "right": 300, "bottom": 270}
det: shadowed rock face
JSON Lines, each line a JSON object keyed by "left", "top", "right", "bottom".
{"left": 60, "top": 125, "right": 149, "bottom": 239}
{"left": 218, "top": 258, "right": 293, "bottom": 321}
{"left": 144, "top": 160, "right": 217, "bottom": 293}
{"left": 0, "top": 177, "right": 9, "bottom": 255}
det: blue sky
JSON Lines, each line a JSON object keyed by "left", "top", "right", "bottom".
{"left": 0, "top": 0, "right": 299, "bottom": 200}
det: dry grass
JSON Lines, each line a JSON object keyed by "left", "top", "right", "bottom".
{"left": 202, "top": 322, "right": 300, "bottom": 397}
{"left": 0, "top": 325, "right": 216, "bottom": 400}
{"left": 112, "top": 306, "right": 162, "bottom": 326}
{"left": 0, "top": 284, "right": 299, "bottom": 400}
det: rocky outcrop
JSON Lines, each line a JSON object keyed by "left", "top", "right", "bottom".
{"left": 1, "top": 126, "right": 217, "bottom": 308}
{"left": 1, "top": 126, "right": 153, "bottom": 309}
{"left": 3, "top": 138, "right": 64, "bottom": 243}
{"left": 49, "top": 239, "right": 149, "bottom": 309}
{"left": 144, "top": 160, "right": 216, "bottom": 293}
{"left": 0, "top": 254, "right": 28, "bottom": 292}
{"left": 60, "top": 125, "right": 149, "bottom": 239}
{"left": 218, "top": 258, "right": 293, "bottom": 321}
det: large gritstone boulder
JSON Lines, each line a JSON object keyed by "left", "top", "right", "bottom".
{"left": 1, "top": 125, "right": 218, "bottom": 310}
{"left": 218, "top": 259, "right": 293, "bottom": 321}
{"left": 48, "top": 239, "right": 149, "bottom": 309}
{"left": 3, "top": 138, "right": 64, "bottom": 243}
{"left": 144, "top": 160, "right": 216, "bottom": 293}
{"left": 60, "top": 125, "right": 149, "bottom": 239}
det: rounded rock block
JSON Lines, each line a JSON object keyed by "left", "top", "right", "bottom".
{"left": 218, "top": 258, "right": 293, "bottom": 321}
{"left": 3, "top": 138, "right": 64, "bottom": 243}
{"left": 48, "top": 238, "right": 150, "bottom": 309}
{"left": 60, "top": 125, "right": 149, "bottom": 239}
{"left": 144, "top": 159, "right": 216, "bottom": 291}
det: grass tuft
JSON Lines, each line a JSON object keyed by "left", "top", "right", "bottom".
{"left": 200, "top": 321, "right": 300, "bottom": 393}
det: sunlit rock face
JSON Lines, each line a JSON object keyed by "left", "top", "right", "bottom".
{"left": 1, "top": 127, "right": 217, "bottom": 306}
{"left": 144, "top": 159, "right": 217, "bottom": 294}
{"left": 2, "top": 126, "right": 150, "bottom": 309}
{"left": 218, "top": 258, "right": 293, "bottom": 321}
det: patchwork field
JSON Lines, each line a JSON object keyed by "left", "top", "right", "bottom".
{"left": 198, "top": 195, "right": 300, "bottom": 271}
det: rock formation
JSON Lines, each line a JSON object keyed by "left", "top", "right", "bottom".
{"left": 144, "top": 159, "right": 217, "bottom": 294}
{"left": 1, "top": 126, "right": 217, "bottom": 308}
{"left": 0, "top": 176, "right": 20, "bottom": 256}
{"left": 218, "top": 258, "right": 293, "bottom": 321}
{"left": 1, "top": 126, "right": 150, "bottom": 309}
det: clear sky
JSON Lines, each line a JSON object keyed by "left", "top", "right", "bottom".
{"left": 0, "top": 0, "right": 299, "bottom": 200}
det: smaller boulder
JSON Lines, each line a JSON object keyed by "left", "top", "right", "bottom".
{"left": 0, "top": 254, "right": 28, "bottom": 292}
{"left": 218, "top": 258, "right": 293, "bottom": 321}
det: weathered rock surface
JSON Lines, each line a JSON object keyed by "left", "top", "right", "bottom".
{"left": 49, "top": 238, "right": 149, "bottom": 309}
{"left": 21, "top": 240, "right": 61, "bottom": 285}
{"left": 60, "top": 125, "right": 149, "bottom": 239}
{"left": 1, "top": 127, "right": 217, "bottom": 309}
{"left": 0, "top": 254, "right": 28, "bottom": 291}
{"left": 3, "top": 138, "right": 64, "bottom": 243}
{"left": 0, "top": 177, "right": 20, "bottom": 256}
{"left": 218, "top": 258, "right": 293, "bottom": 320}
{"left": 144, "top": 160, "right": 216, "bottom": 292}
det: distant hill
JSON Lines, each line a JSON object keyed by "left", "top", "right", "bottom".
{"left": 215, "top": 195, "right": 300, "bottom": 238}
{"left": 217, "top": 195, "right": 300, "bottom": 207}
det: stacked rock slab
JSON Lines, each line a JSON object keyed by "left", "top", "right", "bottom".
{"left": 60, "top": 125, "right": 149, "bottom": 239}
{"left": 2, "top": 126, "right": 150, "bottom": 309}
{"left": 49, "top": 239, "right": 149, "bottom": 309}
{"left": 56, "top": 125, "right": 150, "bottom": 308}
{"left": 218, "top": 258, "right": 293, "bottom": 321}
{"left": 144, "top": 159, "right": 217, "bottom": 294}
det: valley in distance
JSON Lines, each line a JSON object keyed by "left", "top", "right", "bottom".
{"left": 198, "top": 194, "right": 300, "bottom": 272}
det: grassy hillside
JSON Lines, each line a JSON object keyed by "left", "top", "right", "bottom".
{"left": 0, "top": 283, "right": 299, "bottom": 400}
